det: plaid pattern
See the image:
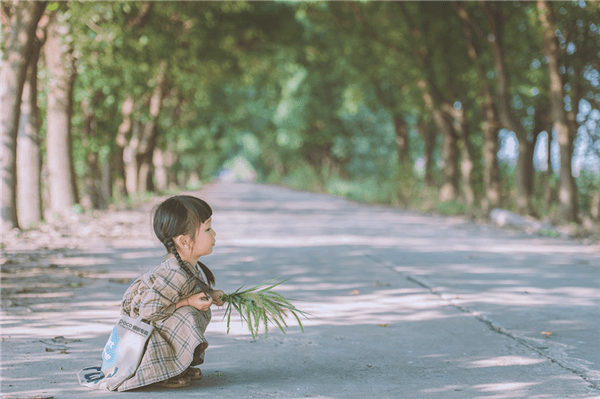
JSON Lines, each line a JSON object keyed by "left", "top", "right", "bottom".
{"left": 116, "top": 257, "right": 211, "bottom": 391}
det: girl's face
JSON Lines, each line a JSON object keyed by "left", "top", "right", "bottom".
{"left": 191, "top": 217, "right": 216, "bottom": 258}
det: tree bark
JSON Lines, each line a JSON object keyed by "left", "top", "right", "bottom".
{"left": 444, "top": 103, "right": 475, "bottom": 206}
{"left": 16, "top": 36, "right": 43, "bottom": 227}
{"left": 376, "top": 85, "right": 413, "bottom": 179}
{"left": 416, "top": 118, "right": 436, "bottom": 187}
{"left": 114, "top": 96, "right": 134, "bottom": 198}
{"left": 409, "top": 9, "right": 459, "bottom": 203}
{"left": 525, "top": 134, "right": 540, "bottom": 198}
{"left": 165, "top": 151, "right": 179, "bottom": 189}
{"left": 514, "top": 135, "right": 538, "bottom": 216}
{"left": 543, "top": 127, "right": 556, "bottom": 209}
{"left": 122, "top": 61, "right": 167, "bottom": 195}
{"left": 0, "top": 1, "right": 46, "bottom": 232}
{"left": 111, "top": 150, "right": 127, "bottom": 200}
{"left": 124, "top": 120, "right": 141, "bottom": 196}
{"left": 480, "top": 1, "right": 537, "bottom": 216}
{"left": 460, "top": 138, "right": 476, "bottom": 207}
{"left": 455, "top": 3, "right": 501, "bottom": 210}
{"left": 393, "top": 114, "right": 410, "bottom": 167}
{"left": 80, "top": 92, "right": 104, "bottom": 210}
{"left": 537, "top": 0, "right": 578, "bottom": 222}
{"left": 101, "top": 161, "right": 113, "bottom": 206}
{"left": 439, "top": 124, "right": 459, "bottom": 203}
{"left": 419, "top": 79, "right": 458, "bottom": 202}
{"left": 138, "top": 61, "right": 168, "bottom": 193}
{"left": 591, "top": 190, "right": 600, "bottom": 220}
{"left": 137, "top": 136, "right": 156, "bottom": 193}
{"left": 45, "top": 10, "right": 78, "bottom": 217}
{"left": 153, "top": 147, "right": 168, "bottom": 193}
{"left": 480, "top": 83, "right": 502, "bottom": 211}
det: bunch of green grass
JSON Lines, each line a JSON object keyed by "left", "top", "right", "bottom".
{"left": 220, "top": 278, "right": 308, "bottom": 339}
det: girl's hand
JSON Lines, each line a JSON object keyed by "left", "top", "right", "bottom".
{"left": 210, "top": 290, "right": 225, "bottom": 306}
{"left": 186, "top": 292, "right": 213, "bottom": 312}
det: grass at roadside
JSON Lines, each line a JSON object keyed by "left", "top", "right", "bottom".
{"left": 266, "top": 162, "right": 600, "bottom": 241}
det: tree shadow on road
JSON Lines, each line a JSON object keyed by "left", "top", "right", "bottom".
{"left": 2, "top": 241, "right": 597, "bottom": 398}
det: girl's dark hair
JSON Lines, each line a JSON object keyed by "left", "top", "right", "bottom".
{"left": 153, "top": 195, "right": 215, "bottom": 287}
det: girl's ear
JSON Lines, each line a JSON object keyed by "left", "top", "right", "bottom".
{"left": 173, "top": 234, "right": 190, "bottom": 250}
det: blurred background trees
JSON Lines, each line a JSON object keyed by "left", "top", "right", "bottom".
{"left": 2, "top": 0, "right": 599, "bottom": 232}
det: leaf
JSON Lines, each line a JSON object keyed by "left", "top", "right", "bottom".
{"left": 541, "top": 331, "right": 553, "bottom": 336}
{"left": 221, "top": 277, "right": 310, "bottom": 339}
{"left": 350, "top": 290, "right": 360, "bottom": 295}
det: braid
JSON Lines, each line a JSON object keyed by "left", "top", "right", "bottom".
{"left": 166, "top": 239, "right": 186, "bottom": 269}
{"left": 165, "top": 238, "right": 212, "bottom": 290}
{"left": 197, "top": 261, "right": 215, "bottom": 287}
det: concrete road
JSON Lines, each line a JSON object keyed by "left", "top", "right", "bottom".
{"left": 1, "top": 182, "right": 599, "bottom": 398}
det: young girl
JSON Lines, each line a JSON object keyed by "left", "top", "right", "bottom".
{"left": 116, "top": 195, "right": 224, "bottom": 391}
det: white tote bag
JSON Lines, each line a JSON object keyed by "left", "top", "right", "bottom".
{"left": 77, "top": 315, "right": 154, "bottom": 390}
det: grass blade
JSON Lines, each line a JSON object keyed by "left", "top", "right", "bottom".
{"left": 220, "top": 278, "right": 309, "bottom": 339}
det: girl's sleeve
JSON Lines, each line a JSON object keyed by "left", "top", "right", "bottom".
{"left": 137, "top": 267, "right": 192, "bottom": 323}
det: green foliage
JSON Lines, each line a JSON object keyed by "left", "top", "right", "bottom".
{"left": 326, "top": 177, "right": 393, "bottom": 204}
{"left": 498, "top": 163, "right": 518, "bottom": 211}
{"left": 26, "top": 0, "right": 599, "bottom": 231}
{"left": 436, "top": 201, "right": 467, "bottom": 216}
{"left": 221, "top": 278, "right": 308, "bottom": 339}
{"left": 539, "top": 229, "right": 559, "bottom": 238}
{"left": 71, "top": 204, "right": 84, "bottom": 215}
{"left": 280, "top": 161, "right": 323, "bottom": 193}
{"left": 576, "top": 170, "right": 600, "bottom": 215}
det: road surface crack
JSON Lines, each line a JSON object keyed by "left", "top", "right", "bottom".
{"left": 361, "top": 250, "right": 599, "bottom": 392}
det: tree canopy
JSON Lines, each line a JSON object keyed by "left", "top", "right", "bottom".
{"left": 2, "top": 0, "right": 600, "bottom": 232}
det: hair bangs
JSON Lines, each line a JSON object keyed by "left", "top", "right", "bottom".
{"left": 180, "top": 196, "right": 212, "bottom": 238}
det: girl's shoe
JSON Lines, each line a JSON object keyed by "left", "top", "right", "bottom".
{"left": 185, "top": 367, "right": 203, "bottom": 380}
{"left": 156, "top": 375, "right": 191, "bottom": 388}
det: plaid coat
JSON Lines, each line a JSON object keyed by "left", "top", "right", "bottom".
{"left": 116, "top": 257, "right": 212, "bottom": 391}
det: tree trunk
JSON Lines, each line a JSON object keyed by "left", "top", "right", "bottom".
{"left": 389, "top": 6, "right": 456, "bottom": 199}
{"left": 438, "top": 123, "right": 459, "bottom": 203}
{"left": 16, "top": 36, "right": 43, "bottom": 227}
{"left": 101, "top": 161, "right": 112, "bottom": 206}
{"left": 114, "top": 96, "right": 135, "bottom": 198}
{"left": 112, "top": 150, "right": 127, "bottom": 200}
{"left": 45, "top": 10, "right": 78, "bottom": 217}
{"left": 124, "top": 120, "right": 141, "bottom": 196}
{"left": 458, "top": 125, "right": 475, "bottom": 207}
{"left": 455, "top": 5, "right": 501, "bottom": 210}
{"left": 137, "top": 146, "right": 155, "bottom": 193}
{"left": 481, "top": 1, "right": 536, "bottom": 216}
{"left": 416, "top": 118, "right": 436, "bottom": 186}
{"left": 481, "top": 117, "right": 501, "bottom": 210}
{"left": 165, "top": 151, "right": 179, "bottom": 189}
{"left": 443, "top": 102, "right": 475, "bottom": 206}
{"left": 122, "top": 61, "right": 167, "bottom": 195}
{"left": 0, "top": 0, "right": 46, "bottom": 231}
{"left": 525, "top": 133, "right": 540, "bottom": 198}
{"left": 138, "top": 62, "right": 167, "bottom": 193}
{"left": 153, "top": 147, "right": 168, "bottom": 192}
{"left": 418, "top": 80, "right": 458, "bottom": 202}
{"left": 515, "top": 135, "right": 538, "bottom": 216}
{"left": 80, "top": 92, "right": 104, "bottom": 210}
{"left": 591, "top": 190, "right": 600, "bottom": 220}
{"left": 566, "top": 65, "right": 584, "bottom": 217}
{"left": 393, "top": 114, "right": 410, "bottom": 168}
{"left": 480, "top": 84, "right": 501, "bottom": 210}
{"left": 538, "top": 0, "right": 578, "bottom": 222}
{"left": 543, "top": 127, "right": 556, "bottom": 209}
